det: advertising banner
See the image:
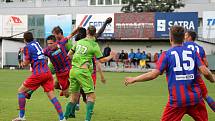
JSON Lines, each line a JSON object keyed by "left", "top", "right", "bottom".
{"left": 76, "top": 14, "right": 114, "bottom": 38}
{"left": 155, "top": 12, "right": 198, "bottom": 38}
{"left": 114, "top": 12, "right": 155, "bottom": 39}
{"left": 203, "top": 11, "right": 215, "bottom": 39}
{"left": 45, "top": 15, "right": 72, "bottom": 38}
{"left": 2, "top": 15, "right": 28, "bottom": 38}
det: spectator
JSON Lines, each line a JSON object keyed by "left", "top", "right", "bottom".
{"left": 128, "top": 49, "right": 136, "bottom": 68}
{"left": 18, "top": 48, "right": 23, "bottom": 69}
{"left": 134, "top": 48, "right": 142, "bottom": 68}
{"left": 146, "top": 53, "right": 151, "bottom": 62}
{"left": 158, "top": 49, "right": 163, "bottom": 59}
{"left": 119, "top": 50, "right": 126, "bottom": 62}
{"left": 154, "top": 53, "right": 159, "bottom": 62}
{"left": 103, "top": 44, "right": 111, "bottom": 67}
{"left": 141, "top": 51, "right": 147, "bottom": 60}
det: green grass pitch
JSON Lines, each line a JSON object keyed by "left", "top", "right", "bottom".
{"left": 0, "top": 69, "right": 214, "bottom": 121}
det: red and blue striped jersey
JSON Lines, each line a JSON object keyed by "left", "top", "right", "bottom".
{"left": 43, "top": 41, "right": 71, "bottom": 75}
{"left": 156, "top": 46, "right": 204, "bottom": 107}
{"left": 24, "top": 41, "right": 49, "bottom": 75}
{"left": 183, "top": 41, "right": 206, "bottom": 61}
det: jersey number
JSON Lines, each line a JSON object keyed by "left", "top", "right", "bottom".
{"left": 76, "top": 45, "right": 88, "bottom": 54}
{"left": 171, "top": 50, "right": 194, "bottom": 71}
{"left": 31, "top": 42, "right": 43, "bottom": 55}
{"left": 187, "top": 45, "right": 200, "bottom": 53}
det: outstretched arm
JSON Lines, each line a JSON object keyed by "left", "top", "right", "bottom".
{"left": 95, "top": 17, "right": 112, "bottom": 38}
{"left": 66, "top": 27, "right": 80, "bottom": 40}
{"left": 124, "top": 69, "right": 161, "bottom": 86}
{"left": 198, "top": 65, "right": 215, "bottom": 83}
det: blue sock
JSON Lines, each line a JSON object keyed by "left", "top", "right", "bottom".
{"left": 18, "top": 93, "right": 26, "bottom": 118}
{"left": 206, "top": 96, "right": 215, "bottom": 112}
{"left": 51, "top": 97, "right": 64, "bottom": 120}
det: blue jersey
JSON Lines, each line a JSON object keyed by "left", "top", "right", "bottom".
{"left": 128, "top": 52, "right": 135, "bottom": 59}
{"left": 183, "top": 41, "right": 206, "bottom": 61}
{"left": 24, "top": 40, "right": 49, "bottom": 75}
{"left": 156, "top": 46, "right": 204, "bottom": 107}
{"left": 134, "top": 52, "right": 142, "bottom": 59}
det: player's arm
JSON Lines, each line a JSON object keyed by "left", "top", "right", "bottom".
{"left": 21, "top": 47, "right": 31, "bottom": 66}
{"left": 66, "top": 27, "right": 80, "bottom": 40}
{"left": 98, "top": 51, "right": 115, "bottom": 63}
{"left": 125, "top": 52, "right": 167, "bottom": 86}
{"left": 198, "top": 66, "right": 215, "bottom": 83}
{"left": 202, "top": 57, "right": 209, "bottom": 67}
{"left": 95, "top": 17, "right": 112, "bottom": 38}
{"left": 196, "top": 52, "right": 215, "bottom": 83}
{"left": 124, "top": 69, "right": 160, "bottom": 86}
{"left": 96, "top": 61, "right": 106, "bottom": 84}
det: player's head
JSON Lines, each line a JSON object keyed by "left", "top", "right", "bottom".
{"left": 23, "top": 31, "right": 34, "bottom": 43}
{"left": 137, "top": 48, "right": 140, "bottom": 52}
{"left": 184, "top": 30, "right": 197, "bottom": 42}
{"left": 170, "top": 25, "right": 185, "bottom": 45}
{"left": 52, "top": 26, "right": 64, "bottom": 40}
{"left": 87, "top": 25, "right": 96, "bottom": 36}
{"left": 46, "top": 35, "right": 57, "bottom": 50}
{"left": 75, "top": 27, "right": 86, "bottom": 41}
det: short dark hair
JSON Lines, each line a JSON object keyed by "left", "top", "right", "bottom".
{"left": 170, "top": 25, "right": 185, "bottom": 44}
{"left": 75, "top": 27, "right": 87, "bottom": 41}
{"left": 87, "top": 25, "right": 96, "bottom": 36}
{"left": 46, "top": 35, "right": 56, "bottom": 42}
{"left": 186, "top": 30, "right": 197, "bottom": 41}
{"left": 52, "top": 26, "right": 63, "bottom": 35}
{"left": 23, "top": 32, "right": 34, "bottom": 43}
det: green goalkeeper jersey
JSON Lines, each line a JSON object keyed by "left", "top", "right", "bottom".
{"left": 71, "top": 37, "right": 103, "bottom": 72}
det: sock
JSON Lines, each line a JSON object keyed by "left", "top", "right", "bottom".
{"left": 18, "top": 93, "right": 26, "bottom": 118}
{"left": 50, "top": 97, "right": 64, "bottom": 120}
{"left": 25, "top": 90, "right": 34, "bottom": 99}
{"left": 64, "top": 102, "right": 76, "bottom": 119}
{"left": 206, "top": 96, "right": 215, "bottom": 112}
{"left": 85, "top": 101, "right": 95, "bottom": 121}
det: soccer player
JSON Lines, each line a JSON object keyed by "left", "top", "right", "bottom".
{"left": 43, "top": 35, "right": 71, "bottom": 97}
{"left": 12, "top": 32, "right": 66, "bottom": 121}
{"left": 184, "top": 30, "right": 215, "bottom": 112}
{"left": 124, "top": 26, "right": 215, "bottom": 121}
{"left": 64, "top": 25, "right": 115, "bottom": 121}
{"left": 24, "top": 27, "right": 79, "bottom": 99}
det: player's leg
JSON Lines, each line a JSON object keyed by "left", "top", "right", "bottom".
{"left": 42, "top": 72, "right": 65, "bottom": 121}
{"left": 197, "top": 76, "right": 215, "bottom": 112}
{"left": 161, "top": 104, "right": 186, "bottom": 121}
{"left": 64, "top": 68, "right": 80, "bottom": 119}
{"left": 80, "top": 69, "right": 96, "bottom": 121}
{"left": 25, "top": 62, "right": 56, "bottom": 99}
{"left": 187, "top": 100, "right": 208, "bottom": 121}
{"left": 12, "top": 75, "right": 40, "bottom": 121}
{"left": 56, "top": 71, "right": 70, "bottom": 97}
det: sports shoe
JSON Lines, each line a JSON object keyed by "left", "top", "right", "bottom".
{"left": 60, "top": 117, "right": 67, "bottom": 121}
{"left": 75, "top": 104, "right": 80, "bottom": 111}
{"left": 12, "top": 117, "right": 26, "bottom": 121}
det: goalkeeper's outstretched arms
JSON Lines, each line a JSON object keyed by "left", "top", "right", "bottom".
{"left": 124, "top": 69, "right": 161, "bottom": 86}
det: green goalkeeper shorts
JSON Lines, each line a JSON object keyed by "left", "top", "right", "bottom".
{"left": 69, "top": 67, "right": 94, "bottom": 94}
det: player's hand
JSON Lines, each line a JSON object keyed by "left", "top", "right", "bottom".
{"left": 106, "top": 17, "right": 112, "bottom": 24}
{"left": 124, "top": 77, "right": 136, "bottom": 86}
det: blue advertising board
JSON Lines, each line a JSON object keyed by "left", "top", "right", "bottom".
{"left": 44, "top": 15, "right": 72, "bottom": 38}
{"left": 155, "top": 12, "right": 198, "bottom": 38}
